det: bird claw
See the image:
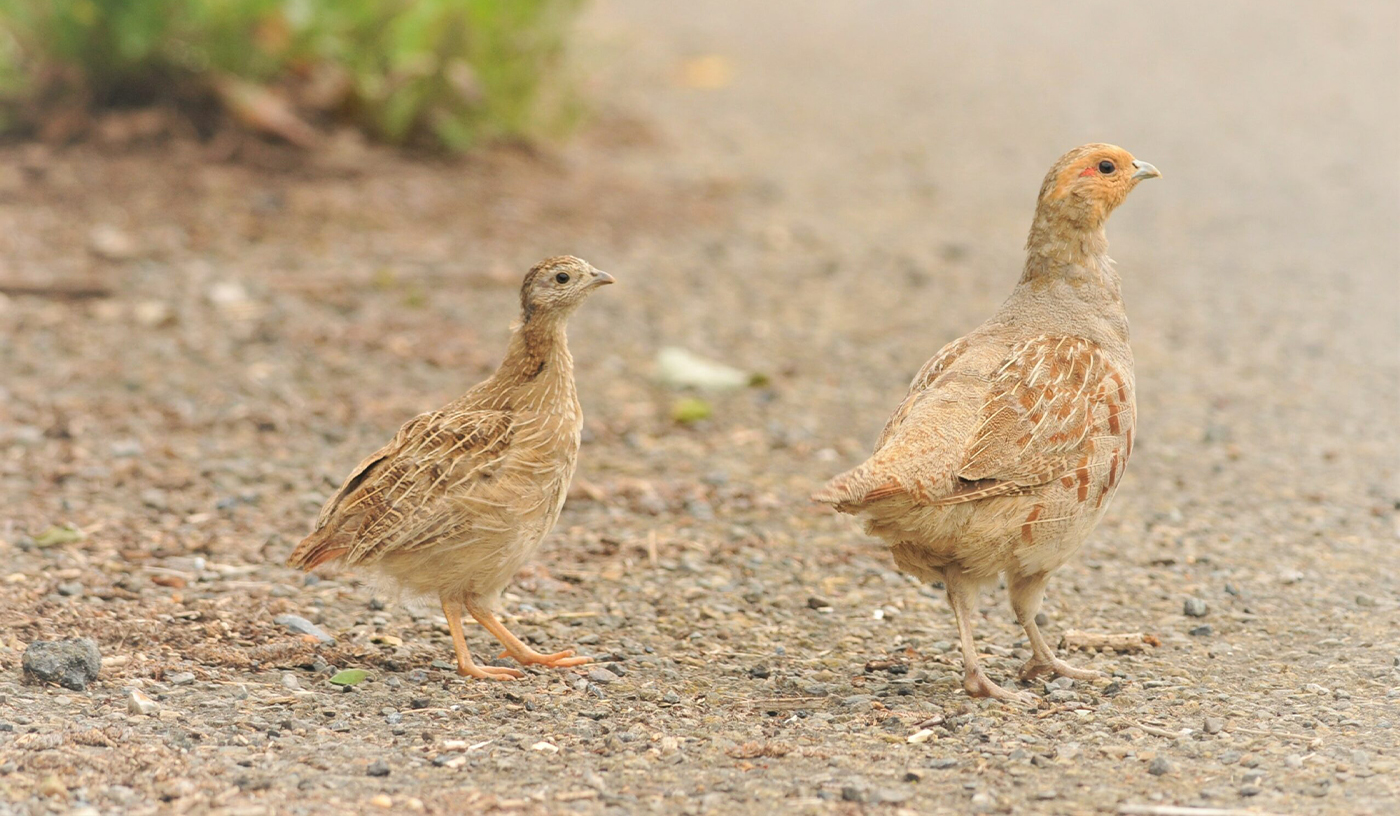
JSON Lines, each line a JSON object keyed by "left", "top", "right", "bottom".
{"left": 460, "top": 664, "right": 524, "bottom": 681}
{"left": 498, "top": 648, "right": 592, "bottom": 669}
{"left": 965, "top": 673, "right": 1040, "bottom": 708}
{"left": 1018, "top": 657, "right": 1103, "bottom": 683}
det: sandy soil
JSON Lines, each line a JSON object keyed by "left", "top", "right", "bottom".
{"left": 1, "top": 1, "right": 1397, "bottom": 814}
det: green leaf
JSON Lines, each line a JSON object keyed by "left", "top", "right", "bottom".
{"left": 33, "top": 524, "right": 85, "bottom": 548}
{"left": 329, "top": 668, "right": 369, "bottom": 686}
{"left": 670, "top": 397, "right": 713, "bottom": 425}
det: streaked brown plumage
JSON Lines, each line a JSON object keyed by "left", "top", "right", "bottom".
{"left": 814, "top": 144, "right": 1160, "bottom": 703}
{"left": 288, "top": 256, "right": 614, "bottom": 680}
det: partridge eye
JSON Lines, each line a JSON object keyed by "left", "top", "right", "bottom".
{"left": 554, "top": 272, "right": 570, "bottom": 284}
{"left": 1098, "top": 160, "right": 1116, "bottom": 175}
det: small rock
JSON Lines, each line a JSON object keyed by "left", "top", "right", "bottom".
{"left": 370, "top": 794, "right": 393, "bottom": 809}
{"left": 168, "top": 671, "right": 195, "bottom": 686}
{"left": 87, "top": 224, "right": 139, "bottom": 261}
{"left": 970, "top": 791, "right": 994, "bottom": 813}
{"left": 840, "top": 786, "right": 867, "bottom": 803}
{"left": 55, "top": 582, "right": 83, "bottom": 597}
{"left": 281, "top": 673, "right": 301, "bottom": 691}
{"left": 531, "top": 741, "right": 559, "bottom": 754}
{"left": 1034, "top": 612, "right": 1048, "bottom": 626}
{"left": 807, "top": 596, "right": 832, "bottom": 610}
{"left": 1183, "top": 597, "right": 1209, "bottom": 617}
{"left": 23, "top": 639, "right": 101, "bottom": 690}
{"left": 1204, "top": 717, "right": 1225, "bottom": 734}
{"left": 587, "top": 668, "right": 619, "bottom": 685}
{"left": 1189, "top": 625, "right": 1213, "bottom": 636}
{"left": 127, "top": 689, "right": 159, "bottom": 716}
{"left": 1240, "top": 784, "right": 1262, "bottom": 797}
{"left": 873, "top": 788, "right": 911, "bottom": 804}
{"left": 366, "top": 760, "right": 390, "bottom": 777}
{"left": 1148, "top": 757, "right": 1174, "bottom": 776}
{"left": 907, "top": 729, "right": 936, "bottom": 744}
{"left": 274, "top": 614, "right": 335, "bottom": 644}
{"left": 1355, "top": 593, "right": 1377, "bottom": 607}
{"left": 903, "top": 768, "right": 926, "bottom": 782}
{"left": 39, "top": 774, "right": 67, "bottom": 799}
{"left": 927, "top": 758, "right": 958, "bottom": 770}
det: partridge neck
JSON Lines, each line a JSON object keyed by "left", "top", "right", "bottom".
{"left": 1021, "top": 210, "right": 1110, "bottom": 283}
{"left": 494, "top": 314, "right": 575, "bottom": 403}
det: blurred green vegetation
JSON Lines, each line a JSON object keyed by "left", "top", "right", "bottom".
{"left": 0, "top": 0, "right": 584, "bottom": 150}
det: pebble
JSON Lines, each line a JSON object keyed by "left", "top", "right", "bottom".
{"left": 274, "top": 614, "right": 335, "bottom": 644}
{"left": 22, "top": 638, "right": 102, "bottom": 690}
{"left": 366, "top": 760, "right": 390, "bottom": 777}
{"left": 168, "top": 672, "right": 195, "bottom": 686}
{"left": 281, "top": 674, "right": 301, "bottom": 690}
{"left": 587, "top": 668, "right": 619, "bottom": 685}
{"left": 907, "top": 729, "right": 936, "bottom": 744}
{"left": 970, "top": 792, "right": 994, "bottom": 813}
{"left": 370, "top": 794, "right": 393, "bottom": 809}
{"left": 127, "top": 689, "right": 159, "bottom": 716}
{"left": 1183, "top": 597, "right": 1209, "bottom": 617}
{"left": 1148, "top": 757, "right": 1173, "bottom": 776}
{"left": 927, "top": 758, "right": 958, "bottom": 769}
{"left": 1204, "top": 717, "right": 1224, "bottom": 734}
{"left": 56, "top": 582, "right": 83, "bottom": 597}
{"left": 1240, "top": 784, "right": 1261, "bottom": 797}
{"left": 1189, "top": 625, "right": 1213, "bottom": 636}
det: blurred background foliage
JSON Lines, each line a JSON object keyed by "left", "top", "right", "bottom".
{"left": 0, "top": 0, "right": 584, "bottom": 150}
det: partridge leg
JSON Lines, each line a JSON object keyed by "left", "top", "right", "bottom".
{"left": 442, "top": 600, "right": 523, "bottom": 680}
{"left": 943, "top": 566, "right": 1037, "bottom": 705}
{"left": 465, "top": 600, "right": 591, "bottom": 668}
{"left": 1007, "top": 571, "right": 1103, "bottom": 682}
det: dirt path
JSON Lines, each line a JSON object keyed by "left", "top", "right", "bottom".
{"left": 1, "top": 1, "right": 1397, "bottom": 814}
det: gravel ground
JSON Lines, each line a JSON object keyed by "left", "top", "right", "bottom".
{"left": 1, "top": 1, "right": 1397, "bottom": 814}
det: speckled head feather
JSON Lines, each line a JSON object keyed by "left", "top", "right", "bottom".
{"left": 519, "top": 255, "right": 604, "bottom": 323}
{"left": 1030, "top": 144, "right": 1158, "bottom": 240}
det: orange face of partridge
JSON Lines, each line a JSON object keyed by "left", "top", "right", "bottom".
{"left": 1038, "top": 144, "right": 1161, "bottom": 228}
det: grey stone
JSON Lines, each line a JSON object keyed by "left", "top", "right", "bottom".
{"left": 1148, "top": 757, "right": 1173, "bottom": 776}
{"left": 587, "top": 668, "right": 619, "bottom": 685}
{"left": 1204, "top": 717, "right": 1225, "bottom": 734}
{"left": 56, "top": 582, "right": 83, "bottom": 597}
{"left": 168, "top": 671, "right": 195, "bottom": 686}
{"left": 274, "top": 614, "right": 335, "bottom": 644}
{"left": 366, "top": 760, "right": 390, "bottom": 777}
{"left": 1183, "top": 597, "right": 1209, "bottom": 617}
{"left": 22, "top": 638, "right": 101, "bottom": 690}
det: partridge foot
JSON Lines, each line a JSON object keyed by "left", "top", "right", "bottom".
{"left": 498, "top": 647, "right": 591, "bottom": 668}
{"left": 965, "top": 670, "right": 1040, "bottom": 707}
{"left": 459, "top": 663, "right": 525, "bottom": 681}
{"left": 1018, "top": 656, "right": 1103, "bottom": 683}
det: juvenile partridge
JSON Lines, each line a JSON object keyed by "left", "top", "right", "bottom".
{"left": 814, "top": 145, "right": 1160, "bottom": 703}
{"left": 288, "top": 256, "right": 613, "bottom": 680}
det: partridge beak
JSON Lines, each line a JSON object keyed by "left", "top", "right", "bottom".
{"left": 589, "top": 270, "right": 615, "bottom": 288}
{"left": 1131, "top": 160, "right": 1161, "bottom": 180}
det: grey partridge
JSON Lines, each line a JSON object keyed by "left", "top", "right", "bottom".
{"left": 814, "top": 144, "right": 1160, "bottom": 703}
{"left": 289, "top": 256, "right": 613, "bottom": 680}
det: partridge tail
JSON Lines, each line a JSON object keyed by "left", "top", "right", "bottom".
{"left": 813, "top": 456, "right": 915, "bottom": 511}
